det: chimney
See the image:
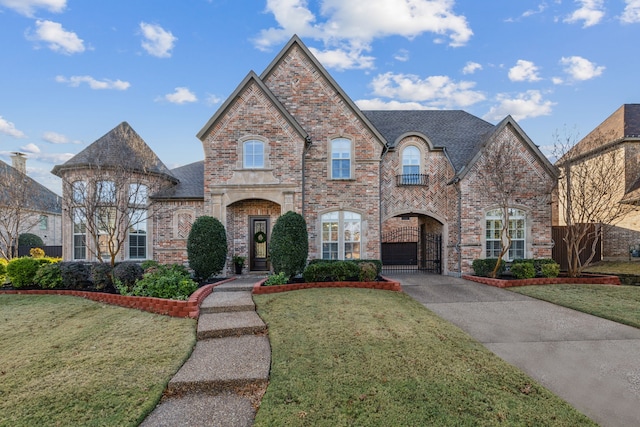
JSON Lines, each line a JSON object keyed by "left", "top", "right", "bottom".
{"left": 10, "top": 152, "right": 26, "bottom": 174}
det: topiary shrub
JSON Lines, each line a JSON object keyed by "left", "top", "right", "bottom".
{"left": 303, "top": 260, "right": 360, "bottom": 282}
{"left": 472, "top": 258, "right": 505, "bottom": 277}
{"left": 187, "top": 216, "right": 227, "bottom": 282}
{"left": 269, "top": 211, "right": 308, "bottom": 278}
{"left": 59, "top": 262, "right": 91, "bottom": 290}
{"left": 126, "top": 264, "right": 197, "bottom": 300}
{"left": 34, "top": 263, "right": 63, "bottom": 289}
{"left": 18, "top": 233, "right": 43, "bottom": 248}
{"left": 510, "top": 261, "right": 536, "bottom": 279}
{"left": 112, "top": 262, "right": 143, "bottom": 294}
{"left": 91, "top": 263, "right": 113, "bottom": 291}
{"left": 6, "top": 257, "right": 41, "bottom": 288}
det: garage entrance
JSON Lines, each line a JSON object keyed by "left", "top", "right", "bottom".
{"left": 381, "top": 226, "right": 442, "bottom": 274}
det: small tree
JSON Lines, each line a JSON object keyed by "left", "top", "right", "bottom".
{"left": 187, "top": 216, "right": 227, "bottom": 282}
{"left": 18, "top": 233, "right": 44, "bottom": 248}
{"left": 269, "top": 211, "right": 308, "bottom": 278}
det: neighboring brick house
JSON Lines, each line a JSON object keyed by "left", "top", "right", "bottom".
{"left": 553, "top": 104, "right": 640, "bottom": 260}
{"left": 0, "top": 153, "right": 62, "bottom": 257}
{"left": 52, "top": 35, "right": 557, "bottom": 275}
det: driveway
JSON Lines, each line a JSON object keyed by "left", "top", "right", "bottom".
{"left": 388, "top": 273, "right": 640, "bottom": 427}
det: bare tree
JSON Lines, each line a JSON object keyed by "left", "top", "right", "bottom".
{"left": 554, "top": 128, "right": 638, "bottom": 277}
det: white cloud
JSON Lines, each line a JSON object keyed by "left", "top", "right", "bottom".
{"left": 621, "top": 0, "right": 640, "bottom": 23}
{"left": 28, "top": 20, "right": 85, "bottom": 55}
{"left": 309, "top": 46, "right": 375, "bottom": 70}
{"left": 483, "top": 90, "right": 555, "bottom": 121}
{"left": 55, "top": 75, "right": 131, "bottom": 90}
{"left": 158, "top": 87, "right": 197, "bottom": 104}
{"left": 462, "top": 61, "right": 482, "bottom": 75}
{"left": 508, "top": 60, "right": 542, "bottom": 82}
{"left": 42, "top": 131, "right": 80, "bottom": 144}
{"left": 394, "top": 49, "right": 410, "bottom": 62}
{"left": 29, "top": 151, "right": 75, "bottom": 164}
{"left": 564, "top": 0, "right": 605, "bottom": 27}
{"left": 0, "top": 0, "right": 65, "bottom": 17}
{"left": 139, "top": 22, "right": 177, "bottom": 58}
{"left": 355, "top": 98, "right": 433, "bottom": 110}
{"left": 0, "top": 116, "right": 26, "bottom": 138}
{"left": 205, "top": 94, "right": 222, "bottom": 106}
{"left": 255, "top": 0, "right": 472, "bottom": 70}
{"left": 20, "top": 143, "right": 40, "bottom": 153}
{"left": 559, "top": 56, "right": 605, "bottom": 81}
{"left": 369, "top": 72, "right": 485, "bottom": 108}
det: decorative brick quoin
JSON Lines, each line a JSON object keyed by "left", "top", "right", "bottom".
{"left": 52, "top": 35, "right": 557, "bottom": 276}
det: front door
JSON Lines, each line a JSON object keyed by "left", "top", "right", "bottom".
{"left": 250, "top": 217, "right": 269, "bottom": 271}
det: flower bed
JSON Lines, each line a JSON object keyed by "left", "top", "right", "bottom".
{"left": 0, "top": 278, "right": 236, "bottom": 318}
{"left": 463, "top": 274, "right": 621, "bottom": 288}
{"left": 252, "top": 276, "right": 402, "bottom": 294}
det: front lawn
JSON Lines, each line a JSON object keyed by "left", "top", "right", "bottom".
{"left": 253, "top": 288, "right": 594, "bottom": 426}
{"left": 509, "top": 284, "right": 640, "bottom": 329}
{"left": 0, "top": 295, "right": 196, "bottom": 427}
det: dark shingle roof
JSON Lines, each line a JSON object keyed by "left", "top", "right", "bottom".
{"left": 363, "top": 110, "right": 495, "bottom": 173}
{"left": 151, "top": 161, "right": 204, "bottom": 200}
{"left": 0, "top": 159, "right": 61, "bottom": 214}
{"left": 52, "top": 122, "right": 176, "bottom": 182}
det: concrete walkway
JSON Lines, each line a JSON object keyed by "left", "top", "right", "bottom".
{"left": 141, "top": 277, "right": 269, "bottom": 427}
{"left": 390, "top": 273, "right": 640, "bottom": 427}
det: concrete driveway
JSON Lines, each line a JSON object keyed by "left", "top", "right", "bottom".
{"left": 388, "top": 273, "right": 640, "bottom": 427}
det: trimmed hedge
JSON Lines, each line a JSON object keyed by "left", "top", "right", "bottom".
{"left": 269, "top": 211, "right": 308, "bottom": 278}
{"left": 6, "top": 257, "right": 41, "bottom": 288}
{"left": 303, "top": 260, "right": 383, "bottom": 283}
{"left": 471, "top": 258, "right": 505, "bottom": 277}
{"left": 510, "top": 262, "right": 536, "bottom": 279}
{"left": 187, "top": 216, "right": 227, "bottom": 282}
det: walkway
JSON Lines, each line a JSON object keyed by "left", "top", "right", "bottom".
{"left": 141, "top": 277, "right": 269, "bottom": 427}
{"left": 390, "top": 273, "right": 640, "bottom": 427}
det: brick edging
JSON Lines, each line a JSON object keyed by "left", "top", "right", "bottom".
{"left": 252, "top": 276, "right": 402, "bottom": 294}
{"left": 462, "top": 274, "right": 622, "bottom": 288}
{"left": 0, "top": 277, "right": 237, "bottom": 318}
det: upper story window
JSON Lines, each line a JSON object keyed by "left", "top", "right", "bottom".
{"left": 96, "top": 180, "right": 116, "bottom": 204}
{"left": 401, "top": 146, "right": 421, "bottom": 185}
{"left": 331, "top": 138, "right": 352, "bottom": 179}
{"left": 39, "top": 215, "right": 48, "bottom": 230}
{"left": 72, "top": 181, "right": 86, "bottom": 204}
{"left": 243, "top": 139, "right": 265, "bottom": 169}
{"left": 486, "top": 208, "right": 526, "bottom": 261}
{"left": 129, "top": 183, "right": 148, "bottom": 206}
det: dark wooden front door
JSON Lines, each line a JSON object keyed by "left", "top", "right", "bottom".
{"left": 250, "top": 217, "right": 269, "bottom": 271}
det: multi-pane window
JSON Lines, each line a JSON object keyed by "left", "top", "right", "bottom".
{"left": 321, "top": 211, "right": 361, "bottom": 260}
{"left": 72, "top": 181, "right": 86, "bottom": 204}
{"left": 73, "top": 209, "right": 86, "bottom": 260}
{"left": 128, "top": 209, "right": 147, "bottom": 259}
{"left": 97, "top": 180, "right": 116, "bottom": 204}
{"left": 243, "top": 140, "right": 265, "bottom": 169}
{"left": 129, "top": 183, "right": 148, "bottom": 206}
{"left": 39, "top": 215, "right": 48, "bottom": 230}
{"left": 402, "top": 146, "right": 420, "bottom": 184}
{"left": 97, "top": 207, "right": 116, "bottom": 259}
{"left": 485, "top": 208, "right": 526, "bottom": 260}
{"left": 331, "top": 138, "right": 352, "bottom": 179}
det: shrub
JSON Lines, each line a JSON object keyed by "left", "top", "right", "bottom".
{"left": 541, "top": 262, "right": 560, "bottom": 278}
{"left": 18, "top": 233, "right": 43, "bottom": 248}
{"left": 358, "top": 262, "right": 378, "bottom": 282}
{"left": 59, "top": 262, "right": 91, "bottom": 290}
{"left": 472, "top": 258, "right": 505, "bottom": 277}
{"left": 308, "top": 259, "right": 383, "bottom": 276}
{"left": 6, "top": 257, "right": 41, "bottom": 288}
{"left": 112, "top": 262, "right": 143, "bottom": 294}
{"left": 303, "top": 261, "right": 360, "bottom": 282}
{"left": 187, "top": 216, "right": 227, "bottom": 282}
{"left": 510, "top": 262, "right": 536, "bottom": 279}
{"left": 34, "top": 263, "right": 63, "bottom": 289}
{"left": 140, "top": 260, "right": 160, "bottom": 271}
{"left": 127, "top": 264, "right": 197, "bottom": 300}
{"left": 0, "top": 258, "right": 7, "bottom": 284}
{"left": 29, "top": 247, "right": 45, "bottom": 258}
{"left": 91, "top": 263, "right": 113, "bottom": 291}
{"left": 269, "top": 211, "right": 308, "bottom": 278}
{"left": 264, "top": 272, "right": 289, "bottom": 286}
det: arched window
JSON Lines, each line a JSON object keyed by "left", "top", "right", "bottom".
{"left": 401, "top": 146, "right": 420, "bottom": 184}
{"left": 243, "top": 139, "right": 264, "bottom": 168}
{"left": 321, "top": 211, "right": 361, "bottom": 260}
{"left": 485, "top": 208, "right": 526, "bottom": 260}
{"left": 331, "top": 138, "right": 352, "bottom": 179}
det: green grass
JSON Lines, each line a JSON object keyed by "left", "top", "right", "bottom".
{"left": 253, "top": 288, "right": 595, "bottom": 426}
{"left": 509, "top": 284, "right": 640, "bottom": 329}
{"left": 584, "top": 260, "right": 640, "bottom": 275}
{"left": 0, "top": 295, "right": 196, "bottom": 427}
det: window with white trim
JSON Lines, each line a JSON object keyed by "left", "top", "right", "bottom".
{"left": 128, "top": 208, "right": 147, "bottom": 259}
{"left": 39, "top": 215, "right": 48, "bottom": 230}
{"left": 96, "top": 180, "right": 116, "bottom": 204}
{"left": 243, "top": 139, "right": 265, "bottom": 169}
{"left": 72, "top": 181, "right": 86, "bottom": 204}
{"left": 73, "top": 208, "right": 86, "bottom": 260}
{"left": 485, "top": 208, "right": 526, "bottom": 260}
{"left": 331, "top": 138, "right": 352, "bottom": 179}
{"left": 321, "top": 211, "right": 361, "bottom": 260}
{"left": 401, "top": 145, "right": 420, "bottom": 184}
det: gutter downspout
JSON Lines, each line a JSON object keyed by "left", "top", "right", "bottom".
{"left": 302, "top": 135, "right": 312, "bottom": 217}
{"left": 379, "top": 143, "right": 390, "bottom": 260}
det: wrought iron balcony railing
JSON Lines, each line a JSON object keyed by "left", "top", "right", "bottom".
{"left": 396, "top": 173, "right": 429, "bottom": 186}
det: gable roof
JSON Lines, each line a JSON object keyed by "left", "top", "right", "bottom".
{"left": 363, "top": 110, "right": 495, "bottom": 173}
{"left": 0, "top": 159, "right": 61, "bottom": 214}
{"left": 150, "top": 161, "right": 204, "bottom": 200}
{"left": 52, "top": 121, "right": 177, "bottom": 182}
{"left": 260, "top": 35, "right": 388, "bottom": 149}
{"left": 196, "top": 71, "right": 308, "bottom": 142}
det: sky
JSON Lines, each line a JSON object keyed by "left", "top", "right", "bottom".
{"left": 1, "top": 0, "right": 640, "bottom": 195}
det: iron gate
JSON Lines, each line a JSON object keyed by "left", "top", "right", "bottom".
{"left": 381, "top": 226, "right": 442, "bottom": 274}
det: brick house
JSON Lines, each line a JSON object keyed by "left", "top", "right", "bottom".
{"left": 53, "top": 35, "right": 557, "bottom": 276}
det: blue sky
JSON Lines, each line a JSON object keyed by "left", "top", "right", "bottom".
{"left": 1, "top": 0, "right": 639, "bottom": 194}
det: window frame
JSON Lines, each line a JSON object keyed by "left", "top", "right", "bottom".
{"left": 330, "top": 138, "right": 353, "bottom": 180}
{"left": 242, "top": 139, "right": 265, "bottom": 169}
{"left": 401, "top": 145, "right": 421, "bottom": 184}
{"left": 72, "top": 208, "right": 86, "bottom": 260}
{"left": 485, "top": 208, "right": 526, "bottom": 261}
{"left": 128, "top": 208, "right": 147, "bottom": 259}
{"left": 321, "top": 210, "right": 362, "bottom": 260}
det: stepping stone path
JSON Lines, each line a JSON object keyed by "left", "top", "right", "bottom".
{"left": 141, "top": 278, "right": 270, "bottom": 427}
